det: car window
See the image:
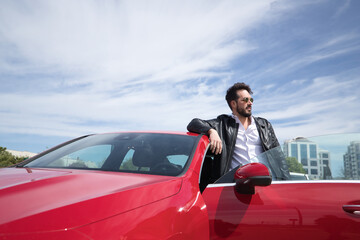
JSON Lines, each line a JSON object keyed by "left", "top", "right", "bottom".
{"left": 214, "top": 146, "right": 286, "bottom": 183}
{"left": 210, "top": 133, "right": 360, "bottom": 183}
{"left": 23, "top": 133, "right": 196, "bottom": 176}
{"left": 289, "top": 172, "right": 309, "bottom": 180}
{"left": 285, "top": 133, "right": 360, "bottom": 180}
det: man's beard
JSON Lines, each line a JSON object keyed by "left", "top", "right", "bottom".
{"left": 236, "top": 106, "right": 252, "bottom": 117}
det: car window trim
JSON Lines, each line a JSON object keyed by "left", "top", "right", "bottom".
{"left": 206, "top": 180, "right": 360, "bottom": 188}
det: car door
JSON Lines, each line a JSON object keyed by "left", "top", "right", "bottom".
{"left": 201, "top": 133, "right": 360, "bottom": 240}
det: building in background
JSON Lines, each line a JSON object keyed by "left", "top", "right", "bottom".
{"left": 283, "top": 137, "right": 332, "bottom": 180}
{"left": 319, "top": 149, "right": 331, "bottom": 180}
{"left": 343, "top": 141, "right": 360, "bottom": 179}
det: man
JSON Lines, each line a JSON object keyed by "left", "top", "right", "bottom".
{"left": 187, "top": 82, "right": 289, "bottom": 180}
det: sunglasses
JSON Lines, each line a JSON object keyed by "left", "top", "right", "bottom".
{"left": 240, "top": 97, "right": 254, "bottom": 103}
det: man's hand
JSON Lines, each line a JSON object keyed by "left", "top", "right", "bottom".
{"left": 208, "top": 129, "right": 222, "bottom": 155}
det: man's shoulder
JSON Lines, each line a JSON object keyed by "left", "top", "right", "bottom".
{"left": 254, "top": 116, "right": 268, "bottom": 121}
{"left": 217, "top": 114, "right": 232, "bottom": 119}
{"left": 254, "top": 116, "right": 272, "bottom": 125}
{"left": 216, "top": 114, "right": 235, "bottom": 122}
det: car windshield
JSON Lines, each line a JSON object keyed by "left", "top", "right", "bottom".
{"left": 23, "top": 133, "right": 197, "bottom": 176}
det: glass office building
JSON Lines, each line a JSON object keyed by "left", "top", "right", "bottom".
{"left": 283, "top": 137, "right": 331, "bottom": 180}
{"left": 344, "top": 141, "right": 360, "bottom": 179}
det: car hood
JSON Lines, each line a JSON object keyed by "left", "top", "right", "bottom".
{"left": 0, "top": 167, "right": 182, "bottom": 234}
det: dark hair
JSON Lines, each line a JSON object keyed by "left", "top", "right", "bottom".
{"left": 225, "top": 82, "right": 253, "bottom": 109}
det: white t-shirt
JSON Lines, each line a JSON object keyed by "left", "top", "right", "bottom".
{"left": 230, "top": 115, "right": 264, "bottom": 170}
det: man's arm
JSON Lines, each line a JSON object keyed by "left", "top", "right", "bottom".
{"left": 187, "top": 118, "right": 222, "bottom": 155}
{"left": 187, "top": 118, "right": 212, "bottom": 134}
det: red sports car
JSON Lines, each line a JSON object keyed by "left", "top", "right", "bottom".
{"left": 1, "top": 132, "right": 360, "bottom": 239}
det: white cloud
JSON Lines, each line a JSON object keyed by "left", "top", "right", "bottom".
{"left": 1, "top": 0, "right": 360, "bottom": 153}
{"left": 254, "top": 41, "right": 359, "bottom": 84}
{"left": 0, "top": 0, "right": 275, "bottom": 87}
{"left": 0, "top": 0, "right": 288, "bottom": 137}
{"left": 332, "top": 0, "right": 351, "bottom": 19}
{"left": 256, "top": 74, "right": 360, "bottom": 141}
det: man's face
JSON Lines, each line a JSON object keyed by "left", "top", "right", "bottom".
{"left": 233, "top": 89, "right": 253, "bottom": 118}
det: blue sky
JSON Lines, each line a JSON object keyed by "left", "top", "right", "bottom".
{"left": 0, "top": 0, "right": 360, "bottom": 157}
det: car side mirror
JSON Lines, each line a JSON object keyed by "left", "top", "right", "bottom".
{"left": 234, "top": 163, "right": 272, "bottom": 195}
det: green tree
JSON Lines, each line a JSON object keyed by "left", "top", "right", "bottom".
{"left": 0, "top": 147, "right": 27, "bottom": 168}
{"left": 286, "top": 157, "right": 306, "bottom": 174}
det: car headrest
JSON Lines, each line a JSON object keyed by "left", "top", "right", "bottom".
{"left": 132, "top": 146, "right": 157, "bottom": 168}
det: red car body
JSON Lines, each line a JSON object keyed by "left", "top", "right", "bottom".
{"left": 1, "top": 132, "right": 360, "bottom": 239}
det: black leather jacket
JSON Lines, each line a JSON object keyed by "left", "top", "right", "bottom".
{"left": 187, "top": 114, "right": 290, "bottom": 180}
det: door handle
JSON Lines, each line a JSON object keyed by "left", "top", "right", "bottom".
{"left": 343, "top": 205, "right": 360, "bottom": 215}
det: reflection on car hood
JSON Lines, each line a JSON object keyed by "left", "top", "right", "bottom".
{"left": 0, "top": 167, "right": 182, "bottom": 234}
